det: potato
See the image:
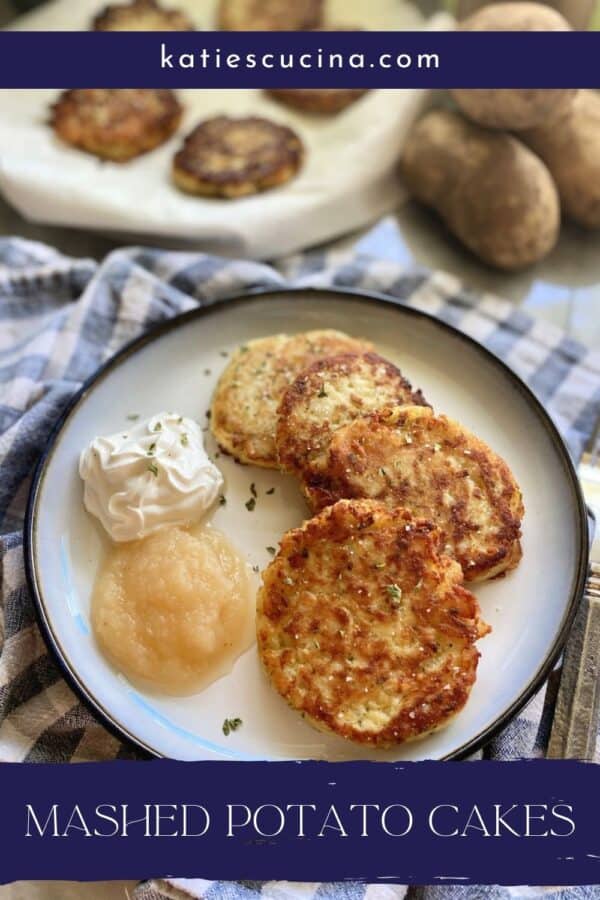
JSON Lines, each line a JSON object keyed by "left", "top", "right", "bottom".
{"left": 400, "top": 108, "right": 560, "bottom": 270}
{"left": 457, "top": 0, "right": 594, "bottom": 29}
{"left": 451, "top": 3, "right": 576, "bottom": 131}
{"left": 521, "top": 90, "right": 600, "bottom": 229}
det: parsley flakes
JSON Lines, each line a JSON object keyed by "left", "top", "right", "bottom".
{"left": 222, "top": 717, "right": 242, "bottom": 736}
{"left": 386, "top": 584, "right": 402, "bottom": 607}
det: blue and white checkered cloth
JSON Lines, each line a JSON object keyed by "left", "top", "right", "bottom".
{"left": 1, "top": 226, "right": 600, "bottom": 900}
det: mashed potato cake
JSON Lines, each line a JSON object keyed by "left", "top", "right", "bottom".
{"left": 267, "top": 28, "right": 369, "bottom": 115}
{"left": 257, "top": 499, "right": 489, "bottom": 747}
{"left": 211, "top": 330, "right": 372, "bottom": 468}
{"left": 172, "top": 116, "right": 304, "bottom": 198}
{"left": 50, "top": 89, "right": 182, "bottom": 162}
{"left": 93, "top": 0, "right": 194, "bottom": 30}
{"left": 323, "top": 405, "right": 524, "bottom": 581}
{"left": 218, "top": 0, "right": 323, "bottom": 31}
{"left": 267, "top": 88, "right": 369, "bottom": 115}
{"left": 276, "top": 351, "right": 428, "bottom": 508}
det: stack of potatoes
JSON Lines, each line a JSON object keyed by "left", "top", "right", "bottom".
{"left": 401, "top": 2, "right": 600, "bottom": 271}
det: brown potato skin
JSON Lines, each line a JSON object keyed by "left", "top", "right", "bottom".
{"left": 451, "top": 3, "right": 576, "bottom": 131}
{"left": 400, "top": 108, "right": 560, "bottom": 270}
{"left": 521, "top": 90, "right": 600, "bottom": 229}
{"left": 457, "top": 0, "right": 594, "bottom": 29}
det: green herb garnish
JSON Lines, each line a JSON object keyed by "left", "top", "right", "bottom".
{"left": 250, "top": 482, "right": 257, "bottom": 498}
{"left": 245, "top": 497, "right": 256, "bottom": 511}
{"left": 219, "top": 494, "right": 227, "bottom": 506}
{"left": 266, "top": 487, "right": 275, "bottom": 495}
{"left": 153, "top": 421, "right": 162, "bottom": 433}
{"left": 222, "top": 717, "right": 242, "bottom": 736}
{"left": 180, "top": 433, "right": 189, "bottom": 447}
{"left": 147, "top": 462, "right": 159, "bottom": 477}
{"left": 318, "top": 384, "right": 327, "bottom": 398}
{"left": 126, "top": 413, "right": 140, "bottom": 421}
{"left": 386, "top": 584, "right": 402, "bottom": 607}
{"left": 147, "top": 442, "right": 156, "bottom": 457}
{"left": 266, "top": 546, "right": 276, "bottom": 556}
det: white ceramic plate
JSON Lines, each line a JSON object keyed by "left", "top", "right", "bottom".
{"left": 25, "top": 289, "right": 588, "bottom": 761}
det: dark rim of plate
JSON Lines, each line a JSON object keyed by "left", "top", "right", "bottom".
{"left": 24, "top": 286, "right": 590, "bottom": 762}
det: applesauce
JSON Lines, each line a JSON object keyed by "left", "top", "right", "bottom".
{"left": 91, "top": 524, "right": 254, "bottom": 695}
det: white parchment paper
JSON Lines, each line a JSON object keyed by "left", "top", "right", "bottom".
{"left": 0, "top": 0, "right": 451, "bottom": 258}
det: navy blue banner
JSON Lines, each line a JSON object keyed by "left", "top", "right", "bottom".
{"left": 0, "top": 31, "right": 599, "bottom": 88}
{"left": 1, "top": 759, "right": 599, "bottom": 885}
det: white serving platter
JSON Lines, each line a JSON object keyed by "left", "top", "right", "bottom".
{"left": 0, "top": 0, "right": 450, "bottom": 258}
{"left": 26, "top": 288, "right": 588, "bottom": 761}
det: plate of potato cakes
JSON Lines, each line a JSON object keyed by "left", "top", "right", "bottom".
{"left": 26, "top": 288, "right": 588, "bottom": 760}
{"left": 0, "top": 0, "right": 443, "bottom": 258}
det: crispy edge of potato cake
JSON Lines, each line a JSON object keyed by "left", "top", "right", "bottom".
{"left": 218, "top": 0, "right": 323, "bottom": 31}
{"left": 210, "top": 330, "right": 373, "bottom": 468}
{"left": 322, "top": 405, "right": 524, "bottom": 581}
{"left": 211, "top": 333, "right": 289, "bottom": 468}
{"left": 93, "top": 0, "right": 194, "bottom": 31}
{"left": 256, "top": 498, "right": 490, "bottom": 747}
{"left": 275, "top": 351, "right": 428, "bottom": 498}
{"left": 266, "top": 27, "right": 369, "bottom": 114}
{"left": 266, "top": 88, "right": 369, "bottom": 115}
{"left": 172, "top": 115, "right": 304, "bottom": 198}
{"left": 50, "top": 89, "right": 182, "bottom": 162}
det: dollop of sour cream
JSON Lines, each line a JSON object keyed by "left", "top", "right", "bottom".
{"left": 79, "top": 412, "right": 223, "bottom": 542}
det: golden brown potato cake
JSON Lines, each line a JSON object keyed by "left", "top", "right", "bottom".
{"left": 267, "top": 27, "right": 369, "bottom": 114}
{"left": 267, "top": 88, "right": 369, "bottom": 115}
{"left": 257, "top": 499, "right": 490, "bottom": 747}
{"left": 50, "top": 89, "right": 182, "bottom": 162}
{"left": 172, "top": 116, "right": 304, "bottom": 198}
{"left": 218, "top": 0, "right": 323, "bottom": 31}
{"left": 276, "top": 351, "right": 428, "bottom": 508}
{"left": 210, "top": 330, "right": 373, "bottom": 468}
{"left": 93, "top": 0, "right": 194, "bottom": 30}
{"left": 322, "top": 405, "right": 524, "bottom": 582}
